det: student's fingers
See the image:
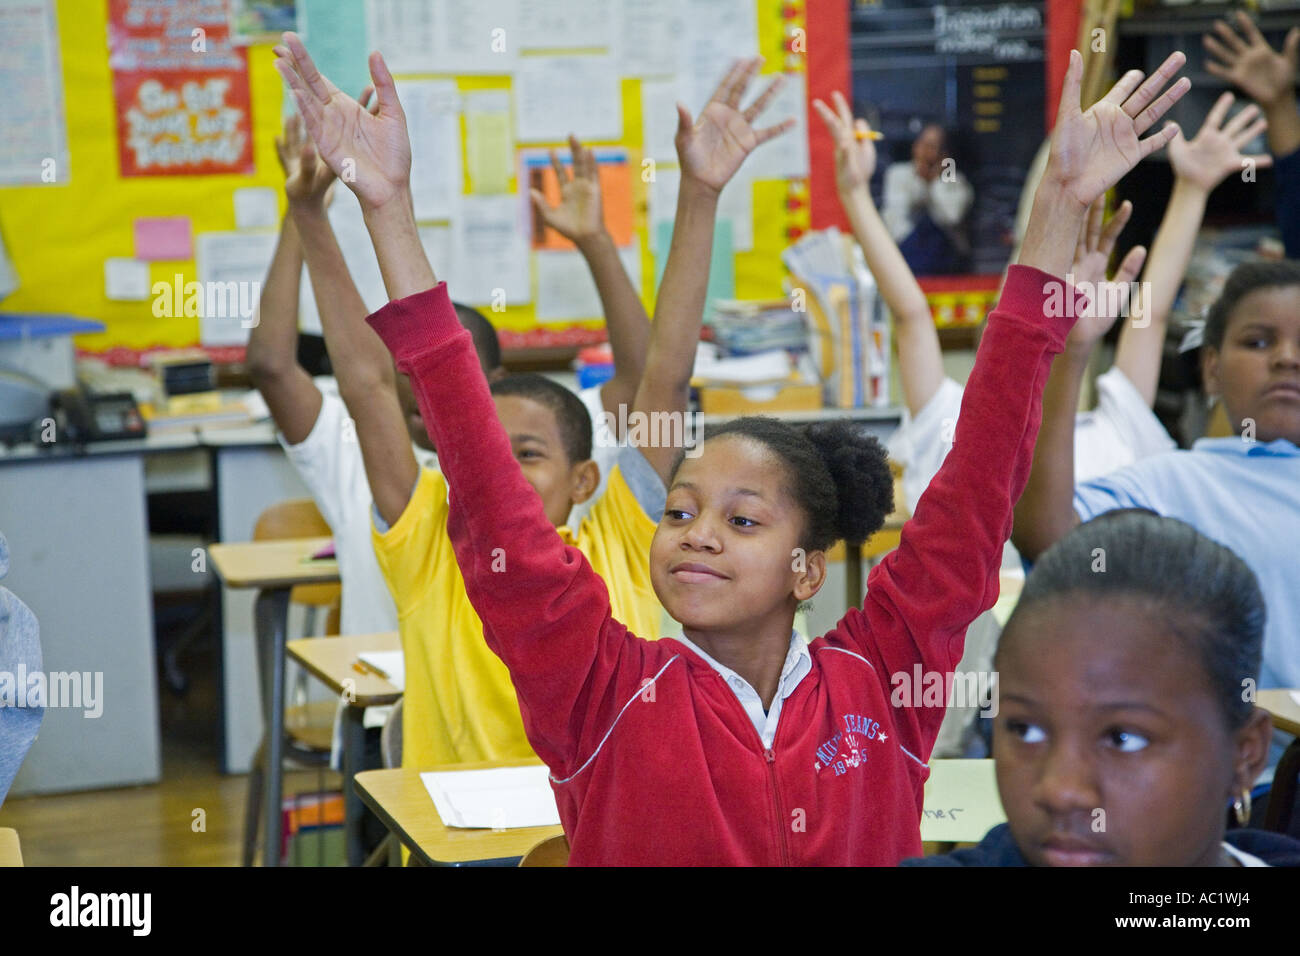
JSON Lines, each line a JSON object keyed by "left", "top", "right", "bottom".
{"left": 569, "top": 135, "right": 591, "bottom": 180}
{"left": 368, "top": 51, "right": 405, "bottom": 121}
{"left": 1212, "top": 19, "right": 1248, "bottom": 55}
{"left": 832, "top": 90, "right": 855, "bottom": 130}
{"left": 1121, "top": 51, "right": 1186, "bottom": 122}
{"left": 358, "top": 86, "right": 380, "bottom": 116}
{"left": 1222, "top": 102, "right": 1261, "bottom": 139}
{"left": 754, "top": 117, "right": 796, "bottom": 145}
{"left": 1243, "top": 152, "right": 1274, "bottom": 170}
{"left": 1235, "top": 118, "right": 1270, "bottom": 150}
{"left": 1286, "top": 28, "right": 1300, "bottom": 66}
{"left": 743, "top": 73, "right": 786, "bottom": 125}
{"left": 1131, "top": 75, "right": 1191, "bottom": 137}
{"left": 1085, "top": 199, "right": 1104, "bottom": 252}
{"left": 1234, "top": 11, "right": 1267, "bottom": 48}
{"left": 705, "top": 59, "right": 747, "bottom": 109}
{"left": 1204, "top": 91, "right": 1235, "bottom": 131}
{"left": 1136, "top": 121, "right": 1180, "bottom": 161}
{"left": 1054, "top": 49, "right": 1085, "bottom": 127}
{"left": 276, "top": 60, "right": 324, "bottom": 132}
{"left": 1202, "top": 34, "right": 1236, "bottom": 69}
{"left": 1113, "top": 244, "right": 1147, "bottom": 286}
{"left": 529, "top": 188, "right": 553, "bottom": 221}
{"left": 1098, "top": 200, "right": 1133, "bottom": 255}
{"left": 548, "top": 148, "right": 569, "bottom": 185}
{"left": 1101, "top": 67, "right": 1145, "bottom": 108}
{"left": 281, "top": 32, "right": 333, "bottom": 106}
{"left": 731, "top": 58, "right": 763, "bottom": 108}
{"left": 675, "top": 102, "right": 694, "bottom": 139}
{"left": 812, "top": 98, "right": 841, "bottom": 138}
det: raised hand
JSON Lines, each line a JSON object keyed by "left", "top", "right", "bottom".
{"left": 675, "top": 58, "right": 795, "bottom": 195}
{"left": 272, "top": 32, "right": 411, "bottom": 211}
{"left": 1204, "top": 13, "right": 1300, "bottom": 109}
{"left": 1168, "top": 91, "right": 1272, "bottom": 192}
{"left": 530, "top": 135, "right": 605, "bottom": 243}
{"left": 1066, "top": 200, "right": 1147, "bottom": 351}
{"left": 812, "top": 90, "right": 877, "bottom": 195}
{"left": 277, "top": 112, "right": 336, "bottom": 206}
{"left": 1046, "top": 49, "right": 1191, "bottom": 209}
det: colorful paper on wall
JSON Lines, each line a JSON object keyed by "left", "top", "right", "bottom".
{"left": 104, "top": 258, "right": 150, "bottom": 302}
{"left": 395, "top": 79, "right": 461, "bottom": 221}
{"left": 108, "top": 0, "right": 254, "bottom": 177}
{"left": 654, "top": 219, "right": 734, "bottom": 315}
{"left": 535, "top": 245, "right": 640, "bottom": 322}
{"left": 297, "top": 0, "right": 371, "bottom": 106}
{"left": 133, "top": 217, "right": 193, "bottom": 261}
{"left": 228, "top": 0, "right": 297, "bottom": 45}
{"left": 521, "top": 148, "right": 633, "bottom": 250}
{"left": 514, "top": 56, "right": 621, "bottom": 143}
{"left": 465, "top": 91, "right": 514, "bottom": 195}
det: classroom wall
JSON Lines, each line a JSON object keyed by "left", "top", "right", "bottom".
{"left": 0, "top": 0, "right": 813, "bottom": 358}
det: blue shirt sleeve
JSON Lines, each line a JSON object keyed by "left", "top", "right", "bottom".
{"left": 1276, "top": 147, "right": 1300, "bottom": 260}
{"left": 1073, "top": 463, "right": 1160, "bottom": 522}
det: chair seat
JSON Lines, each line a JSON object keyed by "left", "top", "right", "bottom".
{"left": 284, "top": 699, "right": 338, "bottom": 754}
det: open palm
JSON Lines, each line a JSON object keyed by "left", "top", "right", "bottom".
{"left": 530, "top": 135, "right": 604, "bottom": 242}
{"left": 813, "top": 90, "right": 876, "bottom": 194}
{"left": 273, "top": 32, "right": 411, "bottom": 210}
{"left": 278, "top": 114, "right": 336, "bottom": 205}
{"left": 676, "top": 59, "right": 794, "bottom": 194}
{"left": 1204, "top": 14, "right": 1300, "bottom": 108}
{"left": 1048, "top": 50, "right": 1190, "bottom": 209}
{"left": 1066, "top": 199, "right": 1147, "bottom": 348}
{"left": 1168, "top": 91, "right": 1271, "bottom": 191}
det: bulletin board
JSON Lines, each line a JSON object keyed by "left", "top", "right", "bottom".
{"left": 0, "top": 0, "right": 817, "bottom": 361}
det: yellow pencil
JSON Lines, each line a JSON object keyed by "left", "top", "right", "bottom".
{"left": 855, "top": 129, "right": 885, "bottom": 142}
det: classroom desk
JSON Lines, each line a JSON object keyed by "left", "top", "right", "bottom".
{"left": 286, "top": 632, "right": 402, "bottom": 866}
{"left": 355, "top": 764, "right": 564, "bottom": 866}
{"left": 1259, "top": 689, "right": 1300, "bottom": 738}
{"left": 209, "top": 537, "right": 338, "bottom": 867}
{"left": 0, "top": 829, "right": 22, "bottom": 867}
{"left": 356, "top": 758, "right": 1002, "bottom": 865}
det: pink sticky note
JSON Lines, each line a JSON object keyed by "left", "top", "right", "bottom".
{"left": 134, "top": 217, "right": 193, "bottom": 261}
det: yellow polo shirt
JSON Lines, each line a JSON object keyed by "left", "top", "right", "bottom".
{"left": 372, "top": 447, "right": 665, "bottom": 768}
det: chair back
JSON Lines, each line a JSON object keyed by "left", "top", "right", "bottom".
{"left": 518, "top": 834, "right": 569, "bottom": 867}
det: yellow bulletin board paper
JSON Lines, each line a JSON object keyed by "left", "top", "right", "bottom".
{"left": 5, "top": 0, "right": 807, "bottom": 355}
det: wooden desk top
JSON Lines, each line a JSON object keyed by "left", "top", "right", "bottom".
{"left": 1259, "top": 689, "right": 1300, "bottom": 737}
{"left": 923, "top": 759, "right": 1005, "bottom": 844}
{"left": 287, "top": 632, "right": 402, "bottom": 707}
{"left": 0, "top": 828, "right": 22, "bottom": 867}
{"left": 355, "top": 764, "right": 564, "bottom": 865}
{"left": 208, "top": 537, "right": 338, "bottom": 589}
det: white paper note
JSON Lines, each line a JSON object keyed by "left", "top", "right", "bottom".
{"left": 616, "top": 0, "right": 685, "bottom": 76}
{"left": 438, "top": 0, "right": 519, "bottom": 72}
{"left": 451, "top": 195, "right": 531, "bottom": 307}
{"left": 104, "top": 258, "right": 151, "bottom": 302}
{"left": 518, "top": 0, "right": 611, "bottom": 50}
{"left": 0, "top": 0, "right": 69, "bottom": 184}
{"left": 196, "top": 232, "right": 279, "bottom": 346}
{"left": 514, "top": 56, "right": 621, "bottom": 142}
{"left": 233, "top": 187, "right": 280, "bottom": 230}
{"left": 641, "top": 78, "right": 684, "bottom": 165}
{"left": 421, "top": 765, "right": 561, "bottom": 829}
{"left": 418, "top": 224, "right": 455, "bottom": 281}
{"left": 396, "top": 80, "right": 461, "bottom": 221}
{"left": 680, "top": 0, "right": 760, "bottom": 113}
{"left": 364, "top": 0, "right": 438, "bottom": 73}
{"left": 535, "top": 245, "right": 640, "bottom": 322}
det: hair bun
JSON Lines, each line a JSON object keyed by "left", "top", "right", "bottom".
{"left": 802, "top": 421, "right": 893, "bottom": 546}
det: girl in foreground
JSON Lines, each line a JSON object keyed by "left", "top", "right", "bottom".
{"left": 907, "top": 510, "right": 1300, "bottom": 867}
{"left": 278, "top": 39, "right": 1188, "bottom": 863}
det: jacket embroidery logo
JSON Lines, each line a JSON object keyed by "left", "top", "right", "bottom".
{"left": 814, "top": 713, "right": 885, "bottom": 776}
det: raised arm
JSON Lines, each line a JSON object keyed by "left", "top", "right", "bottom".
{"left": 1012, "top": 202, "right": 1147, "bottom": 559}
{"left": 862, "top": 48, "right": 1188, "bottom": 660}
{"left": 813, "top": 92, "right": 943, "bottom": 416}
{"left": 275, "top": 34, "right": 648, "bottom": 774}
{"left": 285, "top": 91, "right": 420, "bottom": 527}
{"left": 633, "top": 60, "right": 794, "bottom": 483}
{"left": 246, "top": 115, "right": 322, "bottom": 445}
{"left": 530, "top": 135, "right": 650, "bottom": 435}
{"left": 1115, "top": 92, "right": 1270, "bottom": 405}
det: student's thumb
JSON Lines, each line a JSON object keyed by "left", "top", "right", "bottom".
{"left": 1285, "top": 27, "right": 1300, "bottom": 65}
{"left": 529, "top": 188, "right": 550, "bottom": 218}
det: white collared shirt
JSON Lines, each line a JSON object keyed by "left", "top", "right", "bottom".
{"left": 674, "top": 631, "right": 812, "bottom": 749}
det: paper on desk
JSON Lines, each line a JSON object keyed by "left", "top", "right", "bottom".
{"left": 515, "top": 56, "right": 621, "bottom": 142}
{"left": 422, "top": 765, "right": 561, "bottom": 829}
{"left": 358, "top": 650, "right": 405, "bottom": 692}
{"left": 1291, "top": 691, "right": 1300, "bottom": 707}
{"left": 693, "top": 350, "right": 792, "bottom": 386}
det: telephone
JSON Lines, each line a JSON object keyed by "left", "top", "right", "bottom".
{"left": 51, "top": 387, "right": 147, "bottom": 444}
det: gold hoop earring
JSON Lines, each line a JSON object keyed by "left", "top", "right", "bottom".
{"left": 1232, "top": 789, "right": 1252, "bottom": 828}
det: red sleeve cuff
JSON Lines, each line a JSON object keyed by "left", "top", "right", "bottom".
{"left": 997, "top": 264, "right": 1082, "bottom": 353}
{"left": 365, "top": 282, "right": 460, "bottom": 363}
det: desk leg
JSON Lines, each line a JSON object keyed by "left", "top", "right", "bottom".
{"left": 342, "top": 706, "right": 367, "bottom": 867}
{"left": 254, "top": 587, "right": 290, "bottom": 867}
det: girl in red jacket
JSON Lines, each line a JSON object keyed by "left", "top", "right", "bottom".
{"left": 276, "top": 38, "right": 1191, "bottom": 864}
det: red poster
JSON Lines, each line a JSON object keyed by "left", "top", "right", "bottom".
{"left": 108, "top": 0, "right": 254, "bottom": 176}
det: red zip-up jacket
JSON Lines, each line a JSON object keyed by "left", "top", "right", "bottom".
{"left": 368, "top": 266, "right": 1074, "bottom": 865}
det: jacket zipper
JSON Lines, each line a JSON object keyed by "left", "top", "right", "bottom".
{"left": 765, "top": 746, "right": 792, "bottom": 866}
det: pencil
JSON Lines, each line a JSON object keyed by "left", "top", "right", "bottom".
{"left": 855, "top": 129, "right": 885, "bottom": 141}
